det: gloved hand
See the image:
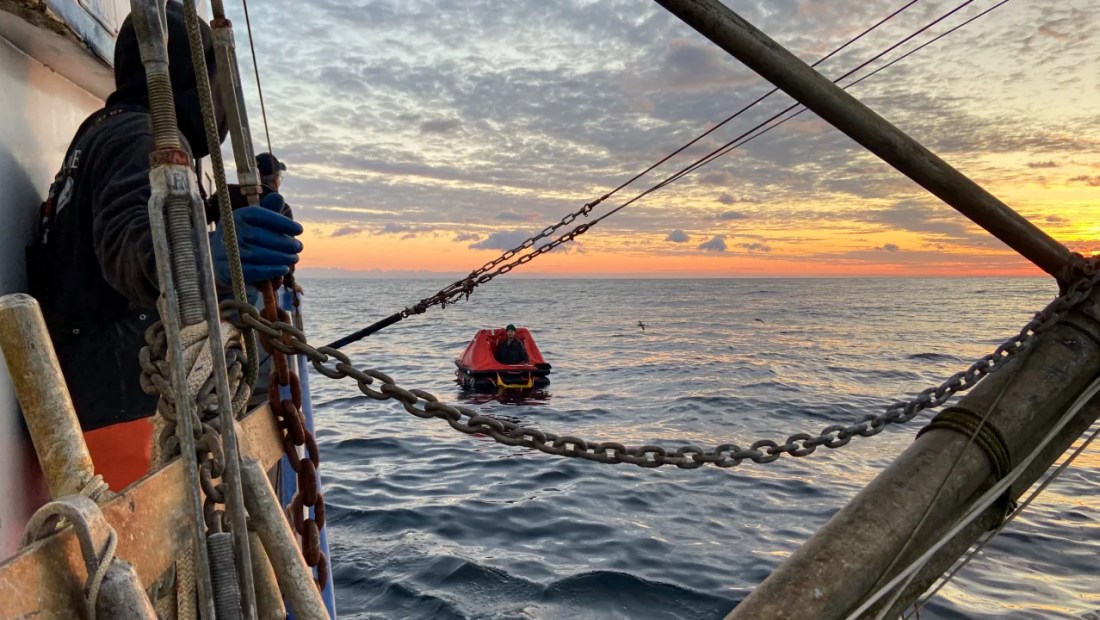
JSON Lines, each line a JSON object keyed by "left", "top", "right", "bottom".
{"left": 210, "top": 193, "right": 303, "bottom": 287}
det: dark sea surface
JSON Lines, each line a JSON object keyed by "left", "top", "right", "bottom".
{"left": 297, "top": 277, "right": 1100, "bottom": 620}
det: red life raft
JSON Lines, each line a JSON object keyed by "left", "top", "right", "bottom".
{"left": 455, "top": 327, "right": 551, "bottom": 391}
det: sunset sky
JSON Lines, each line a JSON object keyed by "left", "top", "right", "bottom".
{"left": 222, "top": 0, "right": 1098, "bottom": 277}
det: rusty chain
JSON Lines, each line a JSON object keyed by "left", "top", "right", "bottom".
{"left": 225, "top": 256, "right": 1100, "bottom": 470}
{"left": 141, "top": 283, "right": 329, "bottom": 587}
{"left": 257, "top": 280, "right": 328, "bottom": 590}
{"left": 401, "top": 201, "right": 603, "bottom": 317}
{"left": 139, "top": 320, "right": 250, "bottom": 533}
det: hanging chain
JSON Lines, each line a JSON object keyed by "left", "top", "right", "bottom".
{"left": 257, "top": 281, "right": 328, "bottom": 590}
{"left": 403, "top": 204, "right": 602, "bottom": 317}
{"left": 228, "top": 257, "right": 1100, "bottom": 470}
{"left": 140, "top": 320, "right": 251, "bottom": 533}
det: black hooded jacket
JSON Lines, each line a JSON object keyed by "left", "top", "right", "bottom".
{"left": 27, "top": 2, "right": 225, "bottom": 431}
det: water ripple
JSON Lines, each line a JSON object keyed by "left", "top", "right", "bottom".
{"left": 300, "top": 277, "right": 1098, "bottom": 619}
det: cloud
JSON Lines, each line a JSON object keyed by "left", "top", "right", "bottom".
{"left": 718, "top": 210, "right": 747, "bottom": 220}
{"left": 421, "top": 118, "right": 462, "bottom": 134}
{"left": 665, "top": 229, "right": 690, "bottom": 243}
{"left": 859, "top": 200, "right": 980, "bottom": 244}
{"left": 698, "top": 235, "right": 727, "bottom": 252}
{"left": 469, "top": 229, "right": 533, "bottom": 251}
{"left": 875, "top": 243, "right": 901, "bottom": 252}
{"left": 537, "top": 240, "right": 586, "bottom": 255}
{"left": 737, "top": 242, "right": 771, "bottom": 253}
{"left": 213, "top": 0, "right": 1099, "bottom": 276}
{"left": 330, "top": 226, "right": 365, "bottom": 238}
{"left": 380, "top": 223, "right": 432, "bottom": 235}
{"left": 453, "top": 232, "right": 480, "bottom": 242}
{"left": 1045, "top": 215, "right": 1066, "bottom": 224}
{"left": 1068, "top": 175, "right": 1100, "bottom": 186}
{"left": 699, "top": 170, "right": 737, "bottom": 186}
{"left": 659, "top": 38, "right": 753, "bottom": 90}
{"left": 498, "top": 208, "right": 543, "bottom": 222}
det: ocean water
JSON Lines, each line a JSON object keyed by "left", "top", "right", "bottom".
{"left": 297, "top": 277, "right": 1100, "bottom": 619}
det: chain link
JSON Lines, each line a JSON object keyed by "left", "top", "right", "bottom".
{"left": 140, "top": 320, "right": 248, "bottom": 532}
{"left": 257, "top": 280, "right": 328, "bottom": 590}
{"left": 402, "top": 203, "right": 602, "bottom": 317}
{"left": 222, "top": 255, "right": 1100, "bottom": 471}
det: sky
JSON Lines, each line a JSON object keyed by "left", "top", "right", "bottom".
{"left": 219, "top": 0, "right": 1099, "bottom": 278}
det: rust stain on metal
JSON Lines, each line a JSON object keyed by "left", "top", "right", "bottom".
{"left": 0, "top": 294, "right": 99, "bottom": 501}
{"left": 0, "top": 405, "right": 284, "bottom": 618}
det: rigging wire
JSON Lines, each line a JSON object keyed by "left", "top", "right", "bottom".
{"left": 410, "top": 0, "right": 924, "bottom": 297}
{"left": 685, "top": 0, "right": 1014, "bottom": 173}
{"left": 857, "top": 14, "right": 1025, "bottom": 615}
{"left": 478, "top": 0, "right": 985, "bottom": 280}
{"left": 240, "top": 0, "right": 274, "bottom": 156}
{"left": 577, "top": 0, "right": 921, "bottom": 215}
{"left": 471, "top": 0, "right": 981, "bottom": 275}
{"left": 904, "top": 415, "right": 1100, "bottom": 619}
{"left": 869, "top": 366, "right": 1017, "bottom": 620}
{"left": 325, "top": 1, "right": 945, "bottom": 348}
{"left": 844, "top": 372, "right": 1100, "bottom": 620}
{"left": 327, "top": 0, "right": 1008, "bottom": 349}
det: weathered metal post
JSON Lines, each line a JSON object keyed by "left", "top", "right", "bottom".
{"left": 0, "top": 294, "right": 106, "bottom": 501}
{"left": 654, "top": 0, "right": 1072, "bottom": 278}
{"left": 240, "top": 459, "right": 328, "bottom": 620}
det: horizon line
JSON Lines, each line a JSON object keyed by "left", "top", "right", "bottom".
{"left": 294, "top": 270, "right": 1050, "bottom": 280}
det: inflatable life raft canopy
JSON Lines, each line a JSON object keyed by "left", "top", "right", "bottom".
{"left": 455, "top": 327, "right": 551, "bottom": 390}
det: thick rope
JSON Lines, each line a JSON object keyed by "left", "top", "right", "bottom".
{"left": 78, "top": 474, "right": 111, "bottom": 503}
{"left": 178, "top": 547, "right": 197, "bottom": 620}
{"left": 145, "top": 320, "right": 249, "bottom": 467}
{"left": 906, "top": 417, "right": 1100, "bottom": 618}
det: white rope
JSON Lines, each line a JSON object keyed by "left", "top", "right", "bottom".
{"left": 904, "top": 415, "right": 1100, "bottom": 618}
{"left": 79, "top": 473, "right": 111, "bottom": 503}
{"left": 847, "top": 372, "right": 1100, "bottom": 619}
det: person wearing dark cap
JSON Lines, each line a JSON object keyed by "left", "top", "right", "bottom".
{"left": 213, "top": 152, "right": 294, "bottom": 220}
{"left": 495, "top": 324, "right": 528, "bottom": 365}
{"left": 26, "top": 3, "right": 303, "bottom": 489}
{"left": 257, "top": 152, "right": 286, "bottom": 193}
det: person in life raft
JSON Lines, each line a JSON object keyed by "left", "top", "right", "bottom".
{"left": 495, "top": 324, "right": 529, "bottom": 365}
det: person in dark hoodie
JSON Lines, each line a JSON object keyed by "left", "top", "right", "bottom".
{"left": 27, "top": 2, "right": 303, "bottom": 488}
{"left": 495, "top": 325, "right": 529, "bottom": 365}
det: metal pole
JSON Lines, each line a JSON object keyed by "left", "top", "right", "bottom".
{"left": 724, "top": 292, "right": 1100, "bottom": 618}
{"left": 128, "top": 2, "right": 216, "bottom": 616}
{"left": 654, "top": 0, "right": 1072, "bottom": 277}
{"left": 0, "top": 294, "right": 105, "bottom": 501}
{"left": 210, "top": 0, "right": 262, "bottom": 201}
{"left": 240, "top": 459, "right": 328, "bottom": 620}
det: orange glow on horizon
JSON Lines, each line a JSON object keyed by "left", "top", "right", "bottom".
{"left": 294, "top": 170, "right": 1095, "bottom": 278}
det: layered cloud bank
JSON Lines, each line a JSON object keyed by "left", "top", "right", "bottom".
{"left": 226, "top": 0, "right": 1099, "bottom": 276}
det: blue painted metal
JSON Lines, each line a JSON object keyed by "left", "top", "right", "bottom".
{"left": 278, "top": 287, "right": 337, "bottom": 618}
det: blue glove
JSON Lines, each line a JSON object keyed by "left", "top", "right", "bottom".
{"left": 211, "top": 193, "right": 303, "bottom": 286}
